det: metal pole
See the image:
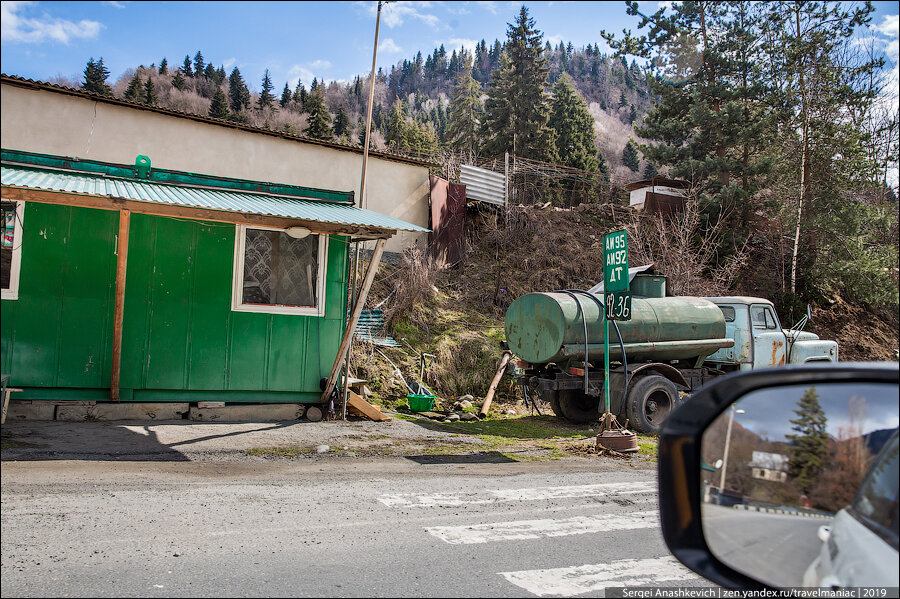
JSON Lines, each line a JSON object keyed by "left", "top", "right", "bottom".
{"left": 342, "top": 0, "right": 387, "bottom": 420}
{"left": 720, "top": 404, "right": 737, "bottom": 491}
{"left": 603, "top": 302, "right": 610, "bottom": 416}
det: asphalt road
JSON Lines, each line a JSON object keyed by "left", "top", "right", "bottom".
{"left": 1, "top": 458, "right": 709, "bottom": 597}
{"left": 702, "top": 503, "right": 831, "bottom": 588}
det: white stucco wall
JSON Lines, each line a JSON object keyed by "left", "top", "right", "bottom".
{"left": 0, "top": 82, "right": 430, "bottom": 253}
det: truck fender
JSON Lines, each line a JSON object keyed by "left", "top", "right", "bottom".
{"left": 630, "top": 363, "right": 689, "bottom": 389}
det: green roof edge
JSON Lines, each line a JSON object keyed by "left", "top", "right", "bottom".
{"left": 0, "top": 149, "right": 355, "bottom": 205}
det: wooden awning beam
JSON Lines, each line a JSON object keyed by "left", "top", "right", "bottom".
{"left": 1, "top": 186, "right": 396, "bottom": 240}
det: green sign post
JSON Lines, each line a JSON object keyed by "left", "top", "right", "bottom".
{"left": 602, "top": 230, "right": 630, "bottom": 414}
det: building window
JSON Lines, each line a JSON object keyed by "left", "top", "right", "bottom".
{"left": 232, "top": 225, "right": 328, "bottom": 316}
{"left": 1, "top": 200, "right": 24, "bottom": 301}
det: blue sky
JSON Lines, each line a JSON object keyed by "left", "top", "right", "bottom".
{"left": 2, "top": 1, "right": 897, "bottom": 93}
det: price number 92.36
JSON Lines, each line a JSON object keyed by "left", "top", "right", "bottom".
{"left": 605, "top": 291, "right": 632, "bottom": 321}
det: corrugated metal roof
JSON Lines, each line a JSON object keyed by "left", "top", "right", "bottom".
{"left": 1, "top": 165, "right": 428, "bottom": 233}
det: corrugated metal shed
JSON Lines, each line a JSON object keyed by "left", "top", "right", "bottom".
{"left": 1, "top": 165, "right": 428, "bottom": 233}
{"left": 460, "top": 164, "right": 506, "bottom": 206}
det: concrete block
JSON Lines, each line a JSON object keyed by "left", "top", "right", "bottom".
{"left": 189, "top": 404, "right": 306, "bottom": 422}
{"left": 4, "top": 400, "right": 56, "bottom": 421}
{"left": 55, "top": 403, "right": 189, "bottom": 422}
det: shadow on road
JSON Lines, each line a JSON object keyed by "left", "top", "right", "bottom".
{"left": 0, "top": 419, "right": 306, "bottom": 462}
{"left": 405, "top": 451, "right": 518, "bottom": 465}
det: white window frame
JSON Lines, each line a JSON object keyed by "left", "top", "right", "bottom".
{"left": 1, "top": 199, "right": 24, "bottom": 301}
{"left": 232, "top": 224, "right": 328, "bottom": 317}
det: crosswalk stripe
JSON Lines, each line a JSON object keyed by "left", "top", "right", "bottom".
{"left": 499, "top": 556, "right": 699, "bottom": 596}
{"left": 378, "top": 481, "right": 655, "bottom": 508}
{"left": 426, "top": 510, "right": 658, "bottom": 544}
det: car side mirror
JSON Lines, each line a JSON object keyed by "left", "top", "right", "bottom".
{"left": 658, "top": 363, "right": 899, "bottom": 590}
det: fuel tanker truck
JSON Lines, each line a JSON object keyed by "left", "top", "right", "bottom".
{"left": 504, "top": 268, "right": 838, "bottom": 433}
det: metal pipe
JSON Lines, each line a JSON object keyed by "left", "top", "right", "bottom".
{"left": 343, "top": 0, "right": 387, "bottom": 420}
{"left": 567, "top": 290, "right": 629, "bottom": 412}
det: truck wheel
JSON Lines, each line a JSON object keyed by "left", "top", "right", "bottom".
{"left": 557, "top": 390, "right": 601, "bottom": 424}
{"left": 544, "top": 391, "right": 564, "bottom": 419}
{"left": 626, "top": 375, "right": 679, "bottom": 434}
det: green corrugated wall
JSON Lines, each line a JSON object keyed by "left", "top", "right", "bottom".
{"left": 1, "top": 202, "right": 349, "bottom": 402}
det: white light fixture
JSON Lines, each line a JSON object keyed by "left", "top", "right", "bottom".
{"left": 284, "top": 226, "right": 311, "bottom": 239}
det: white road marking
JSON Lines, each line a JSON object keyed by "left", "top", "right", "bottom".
{"left": 378, "top": 481, "right": 655, "bottom": 508}
{"left": 500, "top": 556, "right": 699, "bottom": 597}
{"left": 426, "top": 510, "right": 658, "bottom": 544}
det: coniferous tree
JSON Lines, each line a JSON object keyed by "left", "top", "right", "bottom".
{"left": 158, "top": 58, "right": 168, "bottom": 75}
{"left": 786, "top": 387, "right": 830, "bottom": 494}
{"left": 602, "top": 2, "right": 771, "bottom": 229}
{"left": 293, "top": 81, "right": 308, "bottom": 109}
{"left": 182, "top": 55, "right": 193, "bottom": 78}
{"left": 446, "top": 56, "right": 483, "bottom": 157}
{"left": 82, "top": 57, "right": 113, "bottom": 96}
{"left": 481, "top": 6, "right": 556, "bottom": 162}
{"left": 143, "top": 76, "right": 158, "bottom": 105}
{"left": 203, "top": 64, "right": 216, "bottom": 80}
{"left": 333, "top": 104, "right": 350, "bottom": 138}
{"left": 123, "top": 72, "right": 144, "bottom": 103}
{"left": 642, "top": 161, "right": 658, "bottom": 180}
{"left": 228, "top": 67, "right": 251, "bottom": 113}
{"left": 258, "top": 69, "right": 275, "bottom": 109}
{"left": 280, "top": 83, "right": 292, "bottom": 108}
{"left": 208, "top": 87, "right": 229, "bottom": 119}
{"left": 549, "top": 74, "right": 598, "bottom": 173}
{"left": 172, "top": 69, "right": 186, "bottom": 91}
{"left": 193, "top": 51, "right": 205, "bottom": 77}
{"left": 304, "top": 91, "right": 333, "bottom": 139}
{"left": 623, "top": 139, "right": 640, "bottom": 172}
{"left": 357, "top": 116, "right": 368, "bottom": 147}
{"left": 215, "top": 65, "right": 226, "bottom": 85}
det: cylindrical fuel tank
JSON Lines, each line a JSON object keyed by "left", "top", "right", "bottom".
{"left": 505, "top": 292, "right": 730, "bottom": 364}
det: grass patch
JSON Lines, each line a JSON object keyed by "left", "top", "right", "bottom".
{"left": 1, "top": 440, "right": 20, "bottom": 450}
{"left": 246, "top": 446, "right": 315, "bottom": 458}
{"left": 436, "top": 414, "right": 596, "bottom": 440}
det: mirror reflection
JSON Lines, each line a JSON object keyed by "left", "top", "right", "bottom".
{"left": 700, "top": 382, "right": 899, "bottom": 588}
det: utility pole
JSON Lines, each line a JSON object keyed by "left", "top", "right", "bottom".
{"left": 719, "top": 405, "right": 745, "bottom": 493}
{"left": 342, "top": 0, "right": 389, "bottom": 419}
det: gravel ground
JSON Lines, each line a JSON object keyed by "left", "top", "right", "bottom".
{"left": 0, "top": 411, "right": 657, "bottom": 470}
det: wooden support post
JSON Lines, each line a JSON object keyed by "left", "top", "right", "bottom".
{"left": 479, "top": 351, "right": 513, "bottom": 419}
{"left": 110, "top": 209, "right": 130, "bottom": 401}
{"left": 321, "top": 238, "right": 386, "bottom": 404}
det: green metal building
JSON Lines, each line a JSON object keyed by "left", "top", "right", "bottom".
{"left": 1, "top": 150, "right": 426, "bottom": 404}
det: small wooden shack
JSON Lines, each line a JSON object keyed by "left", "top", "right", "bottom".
{"left": 0, "top": 150, "right": 426, "bottom": 404}
{"left": 625, "top": 176, "right": 690, "bottom": 215}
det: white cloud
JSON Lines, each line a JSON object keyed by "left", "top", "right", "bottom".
{"left": 873, "top": 14, "right": 898, "bottom": 39}
{"left": 546, "top": 34, "right": 564, "bottom": 47}
{"left": 288, "top": 60, "right": 332, "bottom": 85}
{"left": 379, "top": 38, "right": 402, "bottom": 54}
{"left": 222, "top": 57, "right": 236, "bottom": 69}
{"left": 101, "top": 1, "right": 126, "bottom": 8}
{"left": 475, "top": 1, "right": 498, "bottom": 14}
{"left": 360, "top": 1, "right": 441, "bottom": 30}
{"left": 1, "top": 1, "right": 104, "bottom": 44}
{"left": 442, "top": 37, "right": 479, "bottom": 54}
{"left": 287, "top": 65, "right": 315, "bottom": 86}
